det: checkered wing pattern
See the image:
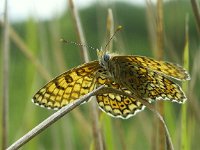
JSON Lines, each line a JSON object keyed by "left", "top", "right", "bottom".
{"left": 109, "top": 56, "right": 190, "bottom": 103}
{"left": 32, "top": 61, "right": 101, "bottom": 109}
{"left": 124, "top": 56, "right": 190, "bottom": 80}
{"left": 95, "top": 73, "right": 145, "bottom": 119}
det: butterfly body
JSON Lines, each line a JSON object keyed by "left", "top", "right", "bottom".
{"left": 32, "top": 49, "right": 190, "bottom": 119}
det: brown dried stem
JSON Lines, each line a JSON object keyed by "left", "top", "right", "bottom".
{"left": 1, "top": 0, "right": 9, "bottom": 149}
{"left": 106, "top": 8, "right": 114, "bottom": 51}
{"left": 68, "top": 0, "right": 89, "bottom": 63}
{"left": 6, "top": 85, "right": 105, "bottom": 150}
{"left": 191, "top": 0, "right": 200, "bottom": 34}
{"left": 156, "top": 0, "right": 166, "bottom": 150}
{"left": 68, "top": 0, "right": 104, "bottom": 149}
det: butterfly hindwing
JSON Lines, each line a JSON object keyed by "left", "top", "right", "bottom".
{"left": 96, "top": 73, "right": 145, "bottom": 119}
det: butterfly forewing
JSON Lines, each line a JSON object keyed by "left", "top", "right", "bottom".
{"left": 96, "top": 74, "right": 145, "bottom": 119}
{"left": 115, "top": 56, "right": 190, "bottom": 81}
{"left": 32, "top": 61, "right": 102, "bottom": 109}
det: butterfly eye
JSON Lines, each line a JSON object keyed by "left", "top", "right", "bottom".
{"left": 103, "top": 54, "right": 110, "bottom": 62}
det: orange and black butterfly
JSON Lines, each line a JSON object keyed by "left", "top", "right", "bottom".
{"left": 32, "top": 28, "right": 190, "bottom": 119}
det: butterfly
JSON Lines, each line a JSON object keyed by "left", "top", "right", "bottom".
{"left": 32, "top": 45, "right": 190, "bottom": 119}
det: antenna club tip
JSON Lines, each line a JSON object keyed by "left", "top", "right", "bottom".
{"left": 60, "top": 38, "right": 68, "bottom": 43}
{"left": 117, "top": 25, "right": 123, "bottom": 30}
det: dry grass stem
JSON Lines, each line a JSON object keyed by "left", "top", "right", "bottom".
{"left": 68, "top": 0, "right": 89, "bottom": 63}
{"left": 6, "top": 85, "right": 105, "bottom": 150}
{"left": 2, "top": 0, "right": 9, "bottom": 149}
{"left": 191, "top": 0, "right": 200, "bottom": 34}
{"left": 156, "top": 0, "right": 165, "bottom": 150}
{"left": 106, "top": 8, "right": 114, "bottom": 51}
{"left": 68, "top": 0, "right": 104, "bottom": 149}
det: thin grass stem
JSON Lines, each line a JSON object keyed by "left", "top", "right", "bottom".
{"left": 156, "top": 0, "right": 166, "bottom": 149}
{"left": 68, "top": 0, "right": 104, "bottom": 149}
{"left": 191, "top": 0, "right": 200, "bottom": 34}
{"left": 6, "top": 85, "right": 105, "bottom": 150}
{"left": 1, "top": 0, "right": 9, "bottom": 149}
{"left": 181, "top": 14, "right": 189, "bottom": 150}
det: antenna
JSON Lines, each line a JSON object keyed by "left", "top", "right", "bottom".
{"left": 104, "top": 25, "right": 122, "bottom": 51}
{"left": 60, "top": 38, "right": 96, "bottom": 50}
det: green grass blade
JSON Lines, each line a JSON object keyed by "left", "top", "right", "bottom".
{"left": 181, "top": 15, "right": 189, "bottom": 150}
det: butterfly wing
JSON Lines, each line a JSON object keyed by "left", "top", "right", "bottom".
{"left": 32, "top": 61, "right": 102, "bottom": 109}
{"left": 115, "top": 56, "right": 190, "bottom": 81}
{"left": 110, "top": 56, "right": 187, "bottom": 103}
{"left": 95, "top": 73, "right": 145, "bottom": 119}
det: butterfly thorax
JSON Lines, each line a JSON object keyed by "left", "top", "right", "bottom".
{"left": 97, "top": 50, "right": 124, "bottom": 85}
{"left": 101, "top": 56, "right": 146, "bottom": 97}
{"left": 97, "top": 49, "right": 120, "bottom": 81}
{"left": 97, "top": 49, "right": 110, "bottom": 69}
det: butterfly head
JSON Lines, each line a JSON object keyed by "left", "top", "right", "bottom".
{"left": 97, "top": 26, "right": 122, "bottom": 69}
{"left": 97, "top": 48, "right": 111, "bottom": 69}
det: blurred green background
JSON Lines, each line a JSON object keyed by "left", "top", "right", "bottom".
{"left": 1, "top": 0, "right": 200, "bottom": 149}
